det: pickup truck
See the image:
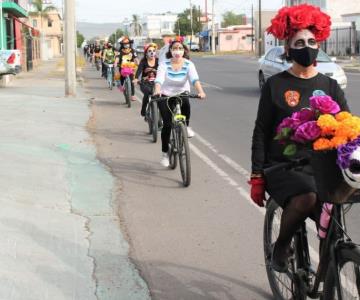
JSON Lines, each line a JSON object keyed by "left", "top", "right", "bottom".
{"left": 0, "top": 50, "right": 21, "bottom": 76}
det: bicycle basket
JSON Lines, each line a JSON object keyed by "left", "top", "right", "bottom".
{"left": 121, "top": 67, "right": 134, "bottom": 77}
{"left": 310, "top": 150, "right": 358, "bottom": 204}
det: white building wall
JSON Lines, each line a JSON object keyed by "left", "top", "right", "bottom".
{"left": 142, "top": 13, "right": 177, "bottom": 39}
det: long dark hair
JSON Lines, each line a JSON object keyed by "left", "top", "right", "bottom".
{"left": 166, "top": 41, "right": 190, "bottom": 59}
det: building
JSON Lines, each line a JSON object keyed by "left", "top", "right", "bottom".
{"left": 285, "top": 0, "right": 326, "bottom": 10}
{"left": 142, "top": 13, "right": 177, "bottom": 39}
{"left": 254, "top": 10, "right": 278, "bottom": 55}
{"left": 0, "top": 0, "right": 28, "bottom": 50}
{"left": 217, "top": 25, "right": 254, "bottom": 52}
{"left": 28, "top": 7, "right": 63, "bottom": 60}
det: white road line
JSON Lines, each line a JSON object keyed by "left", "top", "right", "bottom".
{"left": 201, "top": 81, "right": 223, "bottom": 90}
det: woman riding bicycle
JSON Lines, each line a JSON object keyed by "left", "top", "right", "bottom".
{"left": 115, "top": 37, "right": 138, "bottom": 101}
{"left": 249, "top": 4, "right": 350, "bottom": 273}
{"left": 102, "top": 42, "right": 115, "bottom": 78}
{"left": 153, "top": 37, "right": 206, "bottom": 167}
{"left": 133, "top": 43, "right": 159, "bottom": 117}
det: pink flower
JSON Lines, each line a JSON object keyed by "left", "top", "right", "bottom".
{"left": 310, "top": 95, "right": 340, "bottom": 114}
{"left": 276, "top": 109, "right": 316, "bottom": 134}
{"left": 292, "top": 121, "right": 321, "bottom": 143}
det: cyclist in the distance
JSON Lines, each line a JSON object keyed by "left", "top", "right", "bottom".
{"left": 115, "top": 37, "right": 138, "bottom": 101}
{"left": 133, "top": 43, "right": 159, "bottom": 117}
{"left": 153, "top": 37, "right": 206, "bottom": 167}
{"left": 249, "top": 4, "right": 350, "bottom": 273}
{"left": 102, "top": 42, "right": 116, "bottom": 82}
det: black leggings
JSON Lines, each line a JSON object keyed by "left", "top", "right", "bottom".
{"left": 158, "top": 96, "right": 191, "bottom": 153}
{"left": 140, "top": 82, "right": 154, "bottom": 116}
{"left": 120, "top": 74, "right": 135, "bottom": 96}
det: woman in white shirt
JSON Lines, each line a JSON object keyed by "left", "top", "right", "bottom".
{"left": 154, "top": 39, "right": 206, "bottom": 167}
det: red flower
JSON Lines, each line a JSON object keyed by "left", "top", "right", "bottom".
{"left": 267, "top": 4, "right": 331, "bottom": 41}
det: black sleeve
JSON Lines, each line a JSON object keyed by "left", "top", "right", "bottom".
{"left": 334, "top": 80, "right": 349, "bottom": 112}
{"left": 135, "top": 59, "right": 145, "bottom": 79}
{"left": 251, "top": 81, "right": 276, "bottom": 174}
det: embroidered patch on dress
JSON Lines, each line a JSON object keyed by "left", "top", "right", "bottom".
{"left": 313, "top": 90, "right": 326, "bottom": 96}
{"left": 284, "top": 90, "right": 301, "bottom": 107}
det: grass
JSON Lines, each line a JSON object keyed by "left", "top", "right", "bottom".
{"left": 57, "top": 55, "right": 86, "bottom": 69}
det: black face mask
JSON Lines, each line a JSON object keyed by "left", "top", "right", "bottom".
{"left": 289, "top": 47, "right": 319, "bottom": 67}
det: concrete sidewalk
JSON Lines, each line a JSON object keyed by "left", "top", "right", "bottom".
{"left": 0, "top": 60, "right": 150, "bottom": 299}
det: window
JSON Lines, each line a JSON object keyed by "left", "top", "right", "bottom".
{"left": 48, "top": 19, "right": 53, "bottom": 27}
{"left": 33, "top": 19, "right": 37, "bottom": 28}
{"left": 226, "top": 35, "right": 233, "bottom": 40}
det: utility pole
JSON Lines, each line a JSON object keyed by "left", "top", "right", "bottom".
{"left": 190, "top": 0, "right": 193, "bottom": 48}
{"left": 64, "top": 0, "right": 76, "bottom": 96}
{"left": 258, "top": 0, "right": 262, "bottom": 57}
{"left": 211, "top": 0, "right": 215, "bottom": 55}
{"left": 251, "top": 3, "right": 254, "bottom": 53}
{"left": 0, "top": 0, "right": 4, "bottom": 50}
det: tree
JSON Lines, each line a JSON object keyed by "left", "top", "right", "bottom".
{"left": 130, "top": 15, "right": 142, "bottom": 37}
{"left": 221, "top": 11, "right": 247, "bottom": 27}
{"left": 29, "top": 0, "right": 58, "bottom": 32}
{"left": 77, "top": 31, "right": 85, "bottom": 48}
{"left": 108, "top": 28, "right": 125, "bottom": 44}
{"left": 174, "top": 6, "right": 202, "bottom": 36}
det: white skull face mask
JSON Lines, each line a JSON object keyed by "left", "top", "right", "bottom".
{"left": 289, "top": 29, "right": 318, "bottom": 50}
{"left": 342, "top": 148, "right": 360, "bottom": 189}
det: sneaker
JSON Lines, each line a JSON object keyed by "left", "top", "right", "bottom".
{"left": 160, "top": 152, "right": 170, "bottom": 167}
{"left": 187, "top": 127, "right": 195, "bottom": 138}
{"left": 118, "top": 86, "right": 125, "bottom": 92}
{"left": 271, "top": 241, "right": 290, "bottom": 273}
{"left": 131, "top": 96, "right": 137, "bottom": 101}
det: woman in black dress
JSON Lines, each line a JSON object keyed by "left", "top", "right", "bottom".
{"left": 249, "top": 4, "right": 349, "bottom": 272}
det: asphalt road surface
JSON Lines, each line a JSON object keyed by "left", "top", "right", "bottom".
{"left": 83, "top": 55, "right": 360, "bottom": 300}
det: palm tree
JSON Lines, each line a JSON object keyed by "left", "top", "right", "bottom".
{"left": 130, "top": 14, "right": 142, "bottom": 37}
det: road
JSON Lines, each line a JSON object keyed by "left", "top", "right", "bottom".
{"left": 83, "top": 55, "right": 360, "bottom": 300}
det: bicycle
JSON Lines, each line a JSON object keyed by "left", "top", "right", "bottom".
{"left": 263, "top": 154, "right": 360, "bottom": 300}
{"left": 94, "top": 55, "right": 101, "bottom": 71}
{"left": 152, "top": 93, "right": 200, "bottom": 187}
{"left": 121, "top": 63, "right": 136, "bottom": 108}
{"left": 105, "top": 63, "right": 114, "bottom": 90}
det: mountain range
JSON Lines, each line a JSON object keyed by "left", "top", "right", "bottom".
{"left": 77, "top": 22, "right": 122, "bottom": 40}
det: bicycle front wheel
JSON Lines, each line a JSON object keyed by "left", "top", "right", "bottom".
{"left": 264, "top": 199, "right": 295, "bottom": 300}
{"left": 324, "top": 246, "right": 360, "bottom": 300}
{"left": 107, "top": 70, "right": 113, "bottom": 90}
{"left": 178, "top": 123, "right": 191, "bottom": 187}
{"left": 168, "top": 129, "right": 177, "bottom": 170}
{"left": 124, "top": 77, "right": 131, "bottom": 108}
{"left": 150, "top": 101, "right": 158, "bottom": 143}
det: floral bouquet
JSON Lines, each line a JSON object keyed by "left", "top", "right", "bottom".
{"left": 276, "top": 94, "right": 360, "bottom": 195}
{"left": 276, "top": 95, "right": 360, "bottom": 156}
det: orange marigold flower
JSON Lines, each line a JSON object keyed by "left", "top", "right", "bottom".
{"left": 317, "top": 114, "right": 339, "bottom": 135}
{"left": 335, "top": 111, "right": 352, "bottom": 122}
{"left": 330, "top": 136, "right": 348, "bottom": 148}
{"left": 313, "top": 138, "right": 333, "bottom": 151}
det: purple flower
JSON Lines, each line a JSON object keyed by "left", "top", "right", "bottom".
{"left": 292, "top": 121, "right": 321, "bottom": 143}
{"left": 337, "top": 137, "right": 360, "bottom": 169}
{"left": 310, "top": 95, "right": 341, "bottom": 114}
{"left": 276, "top": 109, "right": 316, "bottom": 134}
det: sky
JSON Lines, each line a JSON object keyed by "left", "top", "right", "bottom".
{"left": 52, "top": 0, "right": 284, "bottom": 23}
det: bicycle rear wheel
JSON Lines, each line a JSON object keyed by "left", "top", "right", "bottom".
{"left": 324, "top": 246, "right": 360, "bottom": 299}
{"left": 178, "top": 123, "right": 191, "bottom": 187}
{"left": 264, "top": 199, "right": 296, "bottom": 300}
{"left": 151, "top": 101, "right": 158, "bottom": 143}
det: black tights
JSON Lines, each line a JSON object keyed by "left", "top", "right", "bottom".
{"left": 140, "top": 82, "right": 154, "bottom": 116}
{"left": 276, "top": 193, "right": 321, "bottom": 251}
{"left": 158, "top": 97, "right": 191, "bottom": 153}
{"left": 120, "top": 74, "right": 135, "bottom": 96}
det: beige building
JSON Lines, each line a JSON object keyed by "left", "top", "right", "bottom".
{"left": 29, "top": 8, "right": 63, "bottom": 60}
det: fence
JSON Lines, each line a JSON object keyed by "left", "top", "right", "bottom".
{"left": 323, "top": 24, "right": 359, "bottom": 56}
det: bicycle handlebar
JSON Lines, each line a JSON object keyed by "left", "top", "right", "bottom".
{"left": 150, "top": 93, "right": 200, "bottom": 102}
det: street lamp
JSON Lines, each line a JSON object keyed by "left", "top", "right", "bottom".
{"left": 0, "top": 0, "right": 4, "bottom": 50}
{"left": 258, "top": 0, "right": 262, "bottom": 57}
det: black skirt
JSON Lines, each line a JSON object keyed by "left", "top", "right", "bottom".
{"left": 265, "top": 166, "right": 317, "bottom": 208}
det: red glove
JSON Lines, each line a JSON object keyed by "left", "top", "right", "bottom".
{"left": 248, "top": 177, "right": 266, "bottom": 207}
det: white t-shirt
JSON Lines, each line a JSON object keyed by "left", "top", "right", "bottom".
{"left": 158, "top": 44, "right": 169, "bottom": 64}
{"left": 155, "top": 59, "right": 200, "bottom": 96}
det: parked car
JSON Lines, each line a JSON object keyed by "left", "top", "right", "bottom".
{"left": 0, "top": 50, "right": 21, "bottom": 75}
{"left": 189, "top": 42, "right": 200, "bottom": 52}
{"left": 258, "top": 46, "right": 347, "bottom": 90}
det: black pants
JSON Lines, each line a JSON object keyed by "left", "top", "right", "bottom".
{"left": 101, "top": 61, "right": 106, "bottom": 77}
{"left": 140, "top": 82, "right": 154, "bottom": 116}
{"left": 158, "top": 96, "right": 190, "bottom": 153}
{"left": 121, "top": 74, "right": 135, "bottom": 96}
